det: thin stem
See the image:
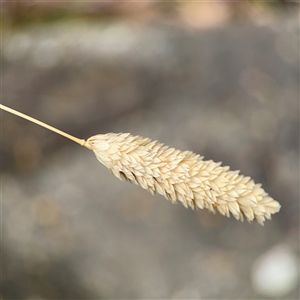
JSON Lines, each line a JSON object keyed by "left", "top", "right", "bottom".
{"left": 0, "top": 104, "right": 91, "bottom": 149}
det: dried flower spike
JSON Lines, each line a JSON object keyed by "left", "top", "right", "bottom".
{"left": 87, "top": 133, "right": 280, "bottom": 225}
{"left": 0, "top": 104, "right": 281, "bottom": 225}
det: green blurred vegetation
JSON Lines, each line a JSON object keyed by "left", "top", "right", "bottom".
{"left": 2, "top": 0, "right": 297, "bottom": 29}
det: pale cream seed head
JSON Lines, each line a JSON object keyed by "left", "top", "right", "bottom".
{"left": 87, "top": 133, "right": 281, "bottom": 225}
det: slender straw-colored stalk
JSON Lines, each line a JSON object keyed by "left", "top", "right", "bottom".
{"left": 0, "top": 104, "right": 91, "bottom": 149}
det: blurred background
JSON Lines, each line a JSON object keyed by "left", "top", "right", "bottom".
{"left": 1, "top": 1, "right": 299, "bottom": 299}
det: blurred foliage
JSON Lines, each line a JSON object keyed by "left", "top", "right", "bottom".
{"left": 2, "top": 0, "right": 298, "bottom": 28}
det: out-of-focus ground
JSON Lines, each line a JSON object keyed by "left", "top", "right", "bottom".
{"left": 1, "top": 2, "right": 299, "bottom": 299}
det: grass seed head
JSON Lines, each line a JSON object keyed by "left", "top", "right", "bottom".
{"left": 0, "top": 104, "right": 281, "bottom": 225}
{"left": 87, "top": 133, "right": 281, "bottom": 225}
